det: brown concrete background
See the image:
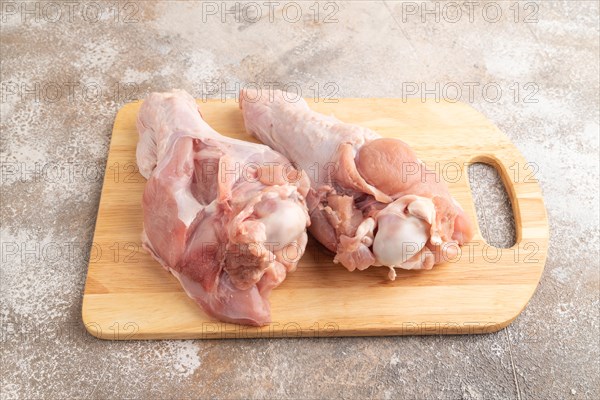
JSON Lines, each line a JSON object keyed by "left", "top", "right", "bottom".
{"left": 1, "top": 1, "right": 598, "bottom": 398}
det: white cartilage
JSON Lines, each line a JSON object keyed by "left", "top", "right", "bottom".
{"left": 256, "top": 197, "right": 308, "bottom": 250}
{"left": 373, "top": 212, "right": 429, "bottom": 266}
{"left": 372, "top": 196, "right": 435, "bottom": 268}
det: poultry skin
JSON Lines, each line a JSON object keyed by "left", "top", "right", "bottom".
{"left": 137, "top": 90, "right": 310, "bottom": 325}
{"left": 239, "top": 89, "right": 474, "bottom": 279}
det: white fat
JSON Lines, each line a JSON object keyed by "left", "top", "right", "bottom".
{"left": 204, "top": 200, "right": 217, "bottom": 214}
{"left": 175, "top": 187, "right": 203, "bottom": 227}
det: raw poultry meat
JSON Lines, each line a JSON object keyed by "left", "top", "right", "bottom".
{"left": 136, "top": 90, "right": 310, "bottom": 325}
{"left": 240, "top": 89, "right": 474, "bottom": 279}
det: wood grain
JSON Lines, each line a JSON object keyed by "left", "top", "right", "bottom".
{"left": 82, "top": 98, "right": 549, "bottom": 340}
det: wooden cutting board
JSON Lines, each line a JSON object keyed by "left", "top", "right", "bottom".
{"left": 82, "top": 98, "right": 548, "bottom": 340}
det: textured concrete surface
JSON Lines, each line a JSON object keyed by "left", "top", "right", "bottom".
{"left": 1, "top": 1, "right": 598, "bottom": 399}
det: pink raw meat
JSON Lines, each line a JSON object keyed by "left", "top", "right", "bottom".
{"left": 137, "top": 90, "right": 310, "bottom": 325}
{"left": 240, "top": 89, "right": 474, "bottom": 279}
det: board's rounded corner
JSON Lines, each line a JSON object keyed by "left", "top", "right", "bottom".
{"left": 483, "top": 318, "right": 517, "bottom": 335}
{"left": 81, "top": 297, "right": 108, "bottom": 340}
{"left": 484, "top": 302, "right": 531, "bottom": 335}
{"left": 115, "top": 100, "right": 143, "bottom": 119}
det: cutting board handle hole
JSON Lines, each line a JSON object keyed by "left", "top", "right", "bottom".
{"left": 467, "top": 162, "right": 516, "bottom": 248}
